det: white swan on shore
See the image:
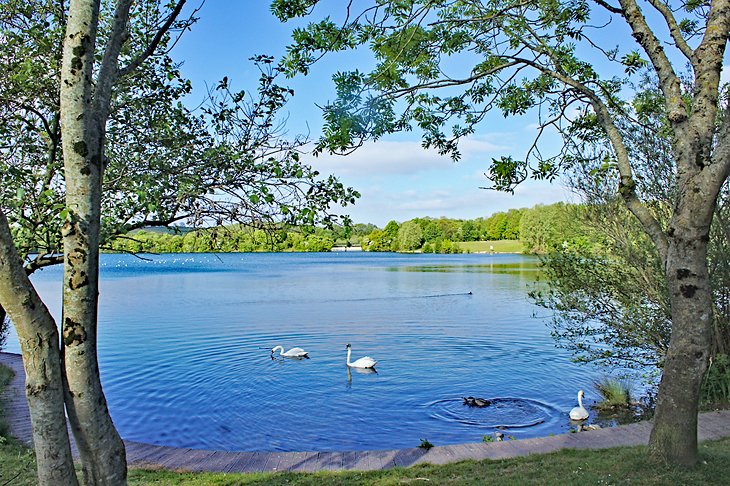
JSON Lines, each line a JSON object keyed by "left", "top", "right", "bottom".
{"left": 271, "top": 345, "right": 309, "bottom": 358}
{"left": 569, "top": 390, "right": 589, "bottom": 421}
{"left": 346, "top": 343, "right": 377, "bottom": 369}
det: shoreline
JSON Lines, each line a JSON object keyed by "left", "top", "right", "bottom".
{"left": 3, "top": 352, "right": 729, "bottom": 473}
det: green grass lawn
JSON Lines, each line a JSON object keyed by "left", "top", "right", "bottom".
{"left": 457, "top": 240, "right": 524, "bottom": 253}
{"left": 3, "top": 363, "right": 730, "bottom": 485}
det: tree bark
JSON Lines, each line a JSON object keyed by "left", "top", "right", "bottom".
{"left": 0, "top": 212, "right": 79, "bottom": 486}
{"left": 650, "top": 233, "right": 713, "bottom": 466}
{"left": 60, "top": 1, "right": 127, "bottom": 484}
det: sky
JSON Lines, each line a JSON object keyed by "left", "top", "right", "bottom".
{"left": 170, "top": 1, "right": 729, "bottom": 227}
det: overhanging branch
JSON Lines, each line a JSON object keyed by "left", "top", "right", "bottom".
{"left": 118, "top": 0, "right": 189, "bottom": 77}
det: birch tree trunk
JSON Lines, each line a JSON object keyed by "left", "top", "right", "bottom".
{"left": 59, "top": 1, "right": 127, "bottom": 483}
{"left": 0, "top": 212, "right": 79, "bottom": 486}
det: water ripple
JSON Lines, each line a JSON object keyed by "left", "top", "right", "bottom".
{"left": 10, "top": 252, "right": 607, "bottom": 452}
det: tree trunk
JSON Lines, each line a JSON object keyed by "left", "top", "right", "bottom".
{"left": 59, "top": 1, "right": 127, "bottom": 484}
{"left": 649, "top": 229, "right": 713, "bottom": 466}
{"left": 0, "top": 212, "right": 79, "bottom": 486}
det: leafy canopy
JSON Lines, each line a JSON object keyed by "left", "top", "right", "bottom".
{"left": 0, "top": 0, "right": 359, "bottom": 272}
{"left": 271, "top": 0, "right": 719, "bottom": 194}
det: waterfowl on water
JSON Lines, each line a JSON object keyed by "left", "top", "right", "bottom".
{"left": 345, "top": 343, "right": 377, "bottom": 369}
{"left": 271, "top": 345, "right": 309, "bottom": 358}
{"left": 569, "top": 390, "right": 589, "bottom": 421}
{"left": 463, "top": 396, "right": 491, "bottom": 407}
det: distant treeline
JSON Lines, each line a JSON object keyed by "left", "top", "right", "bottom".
{"left": 108, "top": 224, "right": 375, "bottom": 253}
{"left": 361, "top": 202, "right": 584, "bottom": 254}
{"left": 109, "top": 202, "right": 584, "bottom": 254}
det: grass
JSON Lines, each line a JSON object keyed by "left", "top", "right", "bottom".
{"left": 593, "top": 377, "right": 632, "bottom": 410}
{"left": 457, "top": 240, "right": 523, "bottom": 253}
{"left": 2, "top": 363, "right": 730, "bottom": 485}
{"left": 125, "top": 439, "right": 730, "bottom": 485}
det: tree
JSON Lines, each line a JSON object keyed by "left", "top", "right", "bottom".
{"left": 503, "top": 209, "right": 524, "bottom": 240}
{"left": 398, "top": 219, "right": 424, "bottom": 250}
{"left": 274, "top": 0, "right": 730, "bottom": 465}
{"left": 520, "top": 203, "right": 584, "bottom": 253}
{"left": 362, "top": 228, "right": 389, "bottom": 251}
{"left": 0, "top": 1, "right": 357, "bottom": 484}
{"left": 536, "top": 79, "right": 730, "bottom": 379}
{"left": 423, "top": 220, "right": 443, "bottom": 241}
{"left": 484, "top": 212, "right": 508, "bottom": 240}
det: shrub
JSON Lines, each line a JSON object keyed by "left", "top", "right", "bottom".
{"left": 593, "top": 377, "right": 632, "bottom": 410}
{"left": 701, "top": 354, "right": 730, "bottom": 406}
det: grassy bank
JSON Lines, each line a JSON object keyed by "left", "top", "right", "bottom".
{"left": 129, "top": 439, "right": 730, "bottom": 484}
{"left": 458, "top": 240, "right": 523, "bottom": 253}
{"left": 2, "top": 362, "right": 729, "bottom": 484}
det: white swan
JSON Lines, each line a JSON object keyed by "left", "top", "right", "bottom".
{"left": 569, "top": 390, "right": 589, "bottom": 421}
{"left": 346, "top": 343, "right": 377, "bottom": 369}
{"left": 271, "top": 345, "right": 308, "bottom": 358}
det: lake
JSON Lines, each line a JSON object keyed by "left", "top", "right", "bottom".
{"left": 5, "top": 252, "right": 600, "bottom": 452}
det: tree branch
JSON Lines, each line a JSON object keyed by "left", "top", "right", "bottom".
{"left": 117, "top": 0, "right": 188, "bottom": 77}
{"left": 591, "top": 0, "right": 624, "bottom": 14}
{"left": 688, "top": 0, "right": 730, "bottom": 153}
{"left": 645, "top": 0, "right": 695, "bottom": 63}
{"left": 693, "top": 0, "right": 730, "bottom": 69}
{"left": 93, "top": 0, "right": 134, "bottom": 126}
{"left": 511, "top": 55, "right": 670, "bottom": 261}
{"left": 24, "top": 254, "right": 65, "bottom": 275}
{"left": 617, "top": 0, "right": 686, "bottom": 125}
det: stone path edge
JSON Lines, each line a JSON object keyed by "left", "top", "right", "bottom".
{"left": 2, "top": 352, "right": 730, "bottom": 473}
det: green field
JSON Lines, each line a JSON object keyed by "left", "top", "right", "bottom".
{"left": 457, "top": 240, "right": 524, "bottom": 253}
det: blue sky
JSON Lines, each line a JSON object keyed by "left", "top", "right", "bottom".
{"left": 171, "top": 1, "right": 728, "bottom": 227}
{"left": 169, "top": 2, "right": 571, "bottom": 226}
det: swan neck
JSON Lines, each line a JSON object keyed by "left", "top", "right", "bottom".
{"left": 578, "top": 393, "right": 584, "bottom": 408}
{"left": 346, "top": 347, "right": 352, "bottom": 366}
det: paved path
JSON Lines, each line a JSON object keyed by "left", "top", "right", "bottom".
{"left": 2, "top": 352, "right": 730, "bottom": 473}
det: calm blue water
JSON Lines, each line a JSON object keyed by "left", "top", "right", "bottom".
{"left": 6, "top": 252, "right": 600, "bottom": 452}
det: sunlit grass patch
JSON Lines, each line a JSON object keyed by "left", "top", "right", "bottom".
{"left": 457, "top": 240, "right": 523, "bottom": 253}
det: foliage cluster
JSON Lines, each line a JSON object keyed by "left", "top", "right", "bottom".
{"left": 108, "top": 203, "right": 585, "bottom": 255}
{"left": 532, "top": 78, "right": 730, "bottom": 386}
{"left": 0, "top": 1, "right": 359, "bottom": 275}
{"left": 360, "top": 203, "right": 584, "bottom": 254}
{"left": 533, "top": 210, "right": 672, "bottom": 374}
{"left": 702, "top": 354, "right": 730, "bottom": 407}
{"left": 110, "top": 226, "right": 338, "bottom": 253}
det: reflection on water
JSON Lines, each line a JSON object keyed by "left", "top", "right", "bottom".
{"left": 7, "top": 252, "right": 600, "bottom": 452}
{"left": 346, "top": 366, "right": 378, "bottom": 388}
{"left": 387, "top": 262, "right": 541, "bottom": 279}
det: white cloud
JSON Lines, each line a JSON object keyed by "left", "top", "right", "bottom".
{"left": 721, "top": 65, "right": 730, "bottom": 87}
{"left": 307, "top": 136, "right": 509, "bottom": 177}
{"left": 338, "top": 180, "right": 570, "bottom": 225}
